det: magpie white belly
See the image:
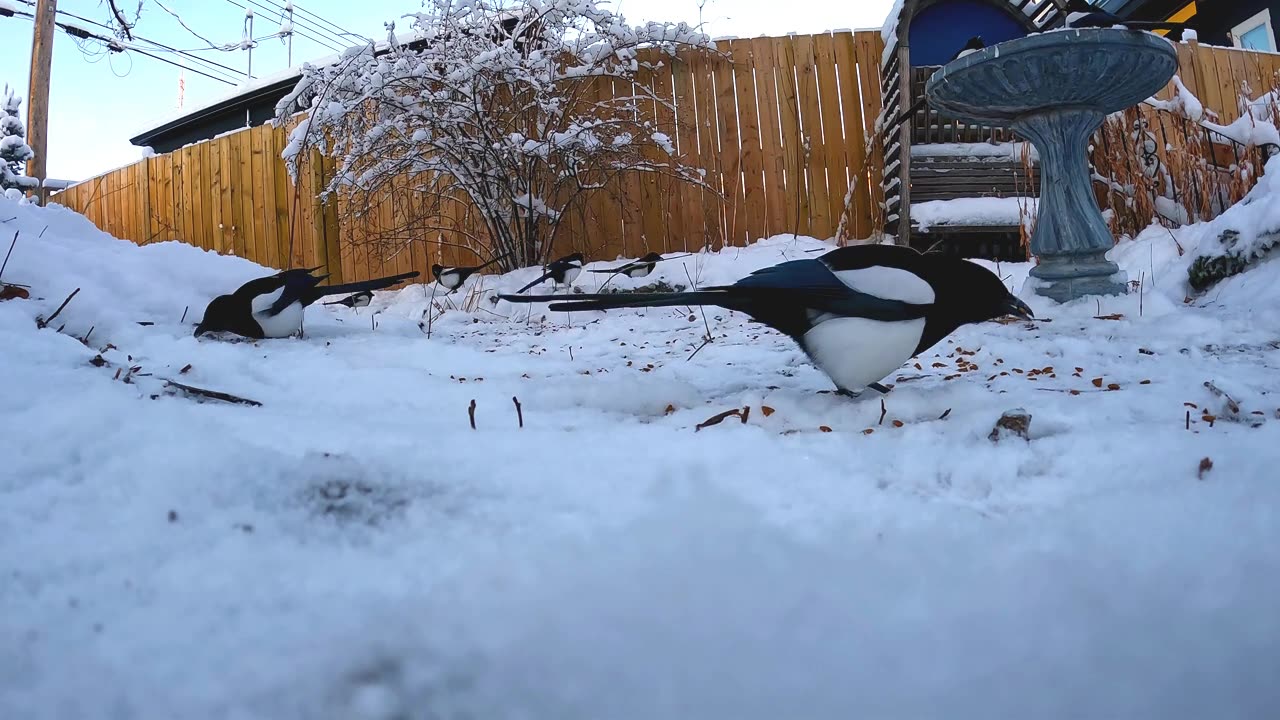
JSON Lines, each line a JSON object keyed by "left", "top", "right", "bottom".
{"left": 440, "top": 270, "right": 461, "bottom": 289}
{"left": 801, "top": 316, "right": 926, "bottom": 392}
{"left": 561, "top": 266, "right": 581, "bottom": 285}
{"left": 250, "top": 288, "right": 305, "bottom": 338}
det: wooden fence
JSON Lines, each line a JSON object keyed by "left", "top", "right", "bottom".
{"left": 53, "top": 30, "right": 887, "bottom": 284}
{"left": 51, "top": 32, "right": 1280, "bottom": 282}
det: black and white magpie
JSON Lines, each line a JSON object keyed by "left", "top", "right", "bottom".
{"left": 588, "top": 252, "right": 667, "bottom": 280}
{"left": 432, "top": 255, "right": 506, "bottom": 292}
{"left": 499, "top": 245, "right": 1033, "bottom": 396}
{"left": 195, "top": 267, "right": 420, "bottom": 339}
{"left": 324, "top": 290, "right": 373, "bottom": 309}
{"left": 1063, "top": 0, "right": 1187, "bottom": 31}
{"left": 951, "top": 35, "right": 986, "bottom": 61}
{"left": 514, "top": 252, "right": 585, "bottom": 293}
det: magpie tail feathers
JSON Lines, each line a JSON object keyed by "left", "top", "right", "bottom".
{"left": 304, "top": 271, "right": 420, "bottom": 302}
{"left": 514, "top": 271, "right": 553, "bottom": 294}
{"left": 500, "top": 290, "right": 733, "bottom": 313}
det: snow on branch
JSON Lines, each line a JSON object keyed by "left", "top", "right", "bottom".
{"left": 275, "top": 0, "right": 718, "bottom": 270}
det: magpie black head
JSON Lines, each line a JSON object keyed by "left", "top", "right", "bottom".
{"left": 639, "top": 252, "right": 663, "bottom": 263}
{"left": 194, "top": 294, "right": 262, "bottom": 338}
{"left": 554, "top": 252, "right": 584, "bottom": 266}
{"left": 431, "top": 263, "right": 446, "bottom": 277}
{"left": 931, "top": 257, "right": 1034, "bottom": 326}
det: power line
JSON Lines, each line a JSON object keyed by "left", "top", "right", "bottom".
{"left": 52, "top": 6, "right": 248, "bottom": 82}
{"left": 1, "top": 9, "right": 239, "bottom": 86}
{"left": 225, "top": 0, "right": 344, "bottom": 52}
{"left": 262, "top": 0, "right": 371, "bottom": 44}
{"left": 251, "top": 0, "right": 358, "bottom": 47}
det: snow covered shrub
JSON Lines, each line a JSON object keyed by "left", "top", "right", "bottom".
{"left": 1, "top": 85, "right": 36, "bottom": 195}
{"left": 276, "top": 0, "right": 717, "bottom": 270}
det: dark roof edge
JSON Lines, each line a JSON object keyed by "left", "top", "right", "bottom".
{"left": 127, "top": 74, "right": 303, "bottom": 147}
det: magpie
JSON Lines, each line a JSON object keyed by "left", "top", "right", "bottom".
{"left": 514, "top": 252, "right": 585, "bottom": 293}
{"left": 195, "top": 268, "right": 420, "bottom": 339}
{"left": 587, "top": 252, "right": 667, "bottom": 280}
{"left": 951, "top": 35, "right": 985, "bottom": 60}
{"left": 432, "top": 254, "right": 506, "bottom": 292}
{"left": 324, "top": 290, "right": 373, "bottom": 309}
{"left": 1063, "top": 0, "right": 1187, "bottom": 31}
{"left": 499, "top": 245, "right": 1033, "bottom": 396}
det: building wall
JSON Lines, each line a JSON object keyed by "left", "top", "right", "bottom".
{"left": 1125, "top": 0, "right": 1280, "bottom": 48}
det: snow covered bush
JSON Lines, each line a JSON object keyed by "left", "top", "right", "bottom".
{"left": 1, "top": 85, "right": 36, "bottom": 196}
{"left": 276, "top": 0, "right": 716, "bottom": 270}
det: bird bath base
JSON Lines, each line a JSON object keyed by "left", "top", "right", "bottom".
{"left": 1013, "top": 108, "right": 1128, "bottom": 303}
{"left": 924, "top": 29, "right": 1178, "bottom": 304}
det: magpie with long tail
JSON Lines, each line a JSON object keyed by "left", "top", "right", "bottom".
{"left": 324, "top": 290, "right": 373, "bottom": 309}
{"left": 499, "top": 245, "right": 1033, "bottom": 396}
{"left": 1063, "top": 0, "right": 1188, "bottom": 31}
{"left": 587, "top": 252, "right": 669, "bottom": 280}
{"left": 195, "top": 268, "right": 420, "bottom": 339}
{"left": 433, "top": 254, "right": 507, "bottom": 292}
{"left": 514, "top": 252, "right": 585, "bottom": 293}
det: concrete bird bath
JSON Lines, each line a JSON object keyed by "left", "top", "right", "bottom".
{"left": 926, "top": 28, "right": 1178, "bottom": 303}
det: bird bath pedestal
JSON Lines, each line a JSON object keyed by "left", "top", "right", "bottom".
{"left": 926, "top": 29, "right": 1178, "bottom": 303}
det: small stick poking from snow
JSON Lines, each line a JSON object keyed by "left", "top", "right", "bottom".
{"left": 695, "top": 408, "right": 742, "bottom": 431}
{"left": 180, "top": 306, "right": 189, "bottom": 324}
{"left": 1185, "top": 410, "right": 1191, "bottom": 430}
{"left": 0, "top": 231, "right": 17, "bottom": 282}
{"left": 37, "top": 288, "right": 81, "bottom": 329}
{"left": 512, "top": 396, "right": 523, "bottom": 428}
{"left": 164, "top": 380, "right": 262, "bottom": 406}
{"left": 938, "top": 408, "right": 952, "bottom": 420}
{"left": 879, "top": 398, "right": 887, "bottom": 426}
{"left": 468, "top": 399, "right": 477, "bottom": 430}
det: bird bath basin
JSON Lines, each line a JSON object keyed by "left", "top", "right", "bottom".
{"left": 926, "top": 28, "right": 1178, "bottom": 303}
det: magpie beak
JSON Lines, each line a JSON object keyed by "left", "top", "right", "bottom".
{"left": 1004, "top": 296, "right": 1035, "bottom": 320}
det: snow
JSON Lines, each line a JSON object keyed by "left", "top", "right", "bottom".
{"left": 3, "top": 193, "right": 1280, "bottom": 717}
{"left": 911, "top": 196, "right": 1038, "bottom": 231}
{"left": 912, "top": 141, "right": 1039, "bottom": 161}
{"left": 1192, "top": 153, "right": 1280, "bottom": 262}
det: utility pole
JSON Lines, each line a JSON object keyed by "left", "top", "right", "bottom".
{"left": 26, "top": 0, "right": 57, "bottom": 205}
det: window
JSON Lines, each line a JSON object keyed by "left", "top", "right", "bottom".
{"left": 1231, "top": 9, "right": 1276, "bottom": 52}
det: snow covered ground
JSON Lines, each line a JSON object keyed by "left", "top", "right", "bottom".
{"left": 2, "top": 196, "right": 1279, "bottom": 719}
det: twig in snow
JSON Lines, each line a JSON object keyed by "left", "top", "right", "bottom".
{"left": 0, "top": 231, "right": 17, "bottom": 282}
{"left": 37, "top": 287, "right": 80, "bottom": 329}
{"left": 1185, "top": 410, "right": 1190, "bottom": 430}
{"left": 568, "top": 345, "right": 574, "bottom": 362}
{"left": 938, "top": 408, "right": 952, "bottom": 420}
{"left": 163, "top": 380, "right": 262, "bottom": 406}
{"left": 80, "top": 326, "right": 95, "bottom": 346}
{"left": 512, "top": 396, "right": 523, "bottom": 428}
{"left": 686, "top": 335, "right": 712, "bottom": 361}
{"left": 878, "top": 398, "right": 887, "bottom": 426}
{"left": 695, "top": 408, "right": 742, "bottom": 431}
{"left": 1139, "top": 271, "right": 1145, "bottom": 317}
{"left": 180, "top": 306, "right": 189, "bottom": 324}
{"left": 468, "top": 399, "right": 477, "bottom": 430}
{"left": 1203, "top": 381, "right": 1240, "bottom": 415}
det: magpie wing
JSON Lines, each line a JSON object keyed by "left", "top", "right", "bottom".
{"left": 720, "top": 258, "right": 929, "bottom": 322}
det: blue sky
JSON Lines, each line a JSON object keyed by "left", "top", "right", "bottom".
{"left": 1, "top": 0, "right": 894, "bottom": 181}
